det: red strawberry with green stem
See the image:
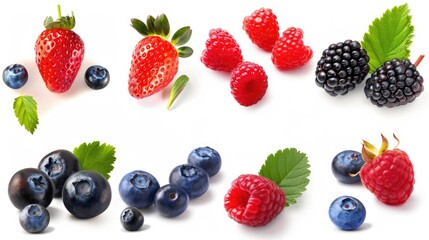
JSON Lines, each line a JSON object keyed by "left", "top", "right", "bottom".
{"left": 128, "top": 14, "right": 193, "bottom": 99}
{"left": 35, "top": 5, "right": 85, "bottom": 93}
{"left": 360, "top": 134, "right": 415, "bottom": 205}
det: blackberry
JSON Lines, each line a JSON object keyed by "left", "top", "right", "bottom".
{"left": 364, "top": 58, "right": 424, "bottom": 108}
{"left": 315, "top": 40, "right": 370, "bottom": 96}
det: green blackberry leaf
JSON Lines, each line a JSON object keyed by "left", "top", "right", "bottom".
{"left": 13, "top": 95, "right": 39, "bottom": 134}
{"left": 361, "top": 3, "right": 414, "bottom": 73}
{"left": 73, "top": 141, "right": 116, "bottom": 180}
{"left": 259, "top": 148, "right": 310, "bottom": 207}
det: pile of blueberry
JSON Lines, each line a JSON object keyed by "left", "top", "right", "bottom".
{"left": 2, "top": 63, "right": 110, "bottom": 90}
{"left": 7, "top": 149, "right": 112, "bottom": 233}
{"left": 329, "top": 150, "right": 366, "bottom": 230}
{"left": 119, "top": 146, "right": 222, "bottom": 231}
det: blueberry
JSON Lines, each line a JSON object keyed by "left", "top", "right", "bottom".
{"left": 8, "top": 168, "right": 54, "bottom": 210}
{"left": 62, "top": 170, "right": 112, "bottom": 219}
{"left": 154, "top": 184, "right": 189, "bottom": 218}
{"left": 119, "top": 170, "right": 160, "bottom": 209}
{"left": 2, "top": 64, "right": 28, "bottom": 89}
{"left": 169, "top": 164, "right": 209, "bottom": 199}
{"left": 331, "top": 150, "right": 365, "bottom": 184}
{"left": 38, "top": 149, "right": 81, "bottom": 198}
{"left": 19, "top": 204, "right": 50, "bottom": 233}
{"left": 187, "top": 146, "right": 222, "bottom": 177}
{"left": 120, "top": 206, "right": 144, "bottom": 231}
{"left": 329, "top": 196, "right": 366, "bottom": 230}
{"left": 85, "top": 65, "right": 110, "bottom": 90}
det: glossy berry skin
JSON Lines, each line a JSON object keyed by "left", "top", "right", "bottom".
{"left": 62, "top": 170, "right": 111, "bottom": 219}
{"left": 38, "top": 149, "right": 80, "bottom": 197}
{"left": 272, "top": 27, "right": 313, "bottom": 70}
{"left": 119, "top": 170, "right": 160, "bottom": 209}
{"left": 154, "top": 184, "right": 189, "bottom": 218}
{"left": 8, "top": 168, "right": 54, "bottom": 210}
{"left": 230, "top": 61, "right": 268, "bottom": 107}
{"left": 187, "top": 146, "right": 222, "bottom": 177}
{"left": 201, "top": 28, "right": 243, "bottom": 72}
{"left": 315, "top": 40, "right": 369, "bottom": 96}
{"left": 169, "top": 164, "right": 209, "bottom": 199}
{"left": 128, "top": 36, "right": 178, "bottom": 98}
{"left": 224, "top": 174, "right": 285, "bottom": 227}
{"left": 243, "top": 8, "right": 279, "bottom": 51}
{"left": 329, "top": 196, "right": 366, "bottom": 231}
{"left": 120, "top": 206, "right": 144, "bottom": 231}
{"left": 19, "top": 204, "right": 50, "bottom": 233}
{"left": 360, "top": 149, "right": 414, "bottom": 205}
{"left": 35, "top": 28, "right": 84, "bottom": 93}
{"left": 85, "top": 65, "right": 110, "bottom": 90}
{"left": 331, "top": 150, "right": 364, "bottom": 184}
{"left": 364, "top": 59, "right": 424, "bottom": 108}
{"left": 2, "top": 64, "right": 28, "bottom": 89}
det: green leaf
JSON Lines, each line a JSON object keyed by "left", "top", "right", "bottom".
{"left": 177, "top": 46, "right": 193, "bottom": 58}
{"left": 167, "top": 75, "right": 189, "bottom": 110}
{"left": 259, "top": 148, "right": 311, "bottom": 207}
{"left": 13, "top": 95, "right": 39, "bottom": 134}
{"left": 73, "top": 141, "right": 116, "bottom": 180}
{"left": 154, "top": 14, "right": 170, "bottom": 37}
{"left": 131, "top": 18, "right": 149, "bottom": 36}
{"left": 146, "top": 15, "right": 156, "bottom": 35}
{"left": 361, "top": 3, "right": 414, "bottom": 73}
{"left": 171, "top": 26, "right": 192, "bottom": 46}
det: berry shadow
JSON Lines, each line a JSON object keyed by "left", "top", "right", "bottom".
{"left": 46, "top": 206, "right": 63, "bottom": 219}
{"left": 119, "top": 224, "right": 151, "bottom": 232}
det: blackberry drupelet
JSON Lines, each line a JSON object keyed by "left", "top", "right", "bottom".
{"left": 315, "top": 40, "right": 370, "bottom": 96}
{"left": 364, "top": 58, "right": 424, "bottom": 107}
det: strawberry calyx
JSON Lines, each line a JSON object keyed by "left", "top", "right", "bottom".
{"left": 44, "top": 5, "right": 76, "bottom": 30}
{"left": 361, "top": 134, "right": 400, "bottom": 162}
{"left": 131, "top": 14, "right": 193, "bottom": 58}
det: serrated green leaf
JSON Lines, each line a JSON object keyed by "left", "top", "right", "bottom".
{"left": 259, "top": 148, "right": 311, "bottom": 207}
{"left": 73, "top": 141, "right": 116, "bottom": 180}
{"left": 13, "top": 95, "right": 39, "bottom": 134}
{"left": 167, "top": 75, "right": 189, "bottom": 110}
{"left": 361, "top": 3, "right": 414, "bottom": 73}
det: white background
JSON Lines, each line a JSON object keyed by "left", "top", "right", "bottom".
{"left": 0, "top": 0, "right": 427, "bottom": 239}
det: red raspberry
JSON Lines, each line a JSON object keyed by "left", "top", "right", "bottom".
{"left": 200, "top": 28, "right": 243, "bottom": 72}
{"left": 224, "top": 174, "right": 286, "bottom": 227}
{"left": 271, "top": 27, "right": 313, "bottom": 70}
{"left": 243, "top": 8, "right": 280, "bottom": 52}
{"left": 230, "top": 61, "right": 268, "bottom": 107}
{"left": 360, "top": 135, "right": 415, "bottom": 205}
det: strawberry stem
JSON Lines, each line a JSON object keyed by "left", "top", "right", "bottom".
{"left": 57, "top": 4, "right": 62, "bottom": 19}
{"left": 414, "top": 54, "right": 425, "bottom": 67}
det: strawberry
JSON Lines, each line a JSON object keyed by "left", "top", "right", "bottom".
{"left": 271, "top": 27, "right": 313, "bottom": 70}
{"left": 200, "top": 28, "right": 243, "bottom": 72}
{"left": 35, "top": 5, "right": 85, "bottom": 93}
{"left": 128, "top": 14, "right": 193, "bottom": 99}
{"left": 243, "top": 8, "right": 280, "bottom": 52}
{"left": 230, "top": 61, "right": 268, "bottom": 107}
{"left": 224, "top": 174, "right": 286, "bottom": 227}
{"left": 360, "top": 134, "right": 415, "bottom": 205}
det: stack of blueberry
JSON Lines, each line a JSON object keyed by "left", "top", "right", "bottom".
{"left": 8, "top": 149, "right": 112, "bottom": 233}
{"left": 118, "top": 146, "right": 222, "bottom": 231}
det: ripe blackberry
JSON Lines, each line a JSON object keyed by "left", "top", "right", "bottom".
{"left": 315, "top": 40, "right": 370, "bottom": 96}
{"left": 364, "top": 57, "right": 424, "bottom": 108}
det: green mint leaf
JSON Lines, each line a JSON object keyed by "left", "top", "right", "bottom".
{"left": 13, "top": 95, "right": 39, "bottom": 134}
{"left": 259, "top": 148, "right": 310, "bottom": 207}
{"left": 167, "top": 75, "right": 189, "bottom": 110}
{"left": 361, "top": 3, "right": 414, "bottom": 73}
{"left": 73, "top": 141, "right": 116, "bottom": 180}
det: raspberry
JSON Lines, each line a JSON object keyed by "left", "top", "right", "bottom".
{"left": 230, "top": 61, "right": 268, "bottom": 107}
{"left": 364, "top": 58, "right": 424, "bottom": 108}
{"left": 271, "top": 27, "right": 313, "bottom": 70}
{"left": 360, "top": 135, "right": 415, "bottom": 205}
{"left": 243, "top": 8, "right": 280, "bottom": 52}
{"left": 200, "top": 28, "right": 243, "bottom": 72}
{"left": 315, "top": 40, "right": 369, "bottom": 96}
{"left": 224, "top": 174, "right": 286, "bottom": 227}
